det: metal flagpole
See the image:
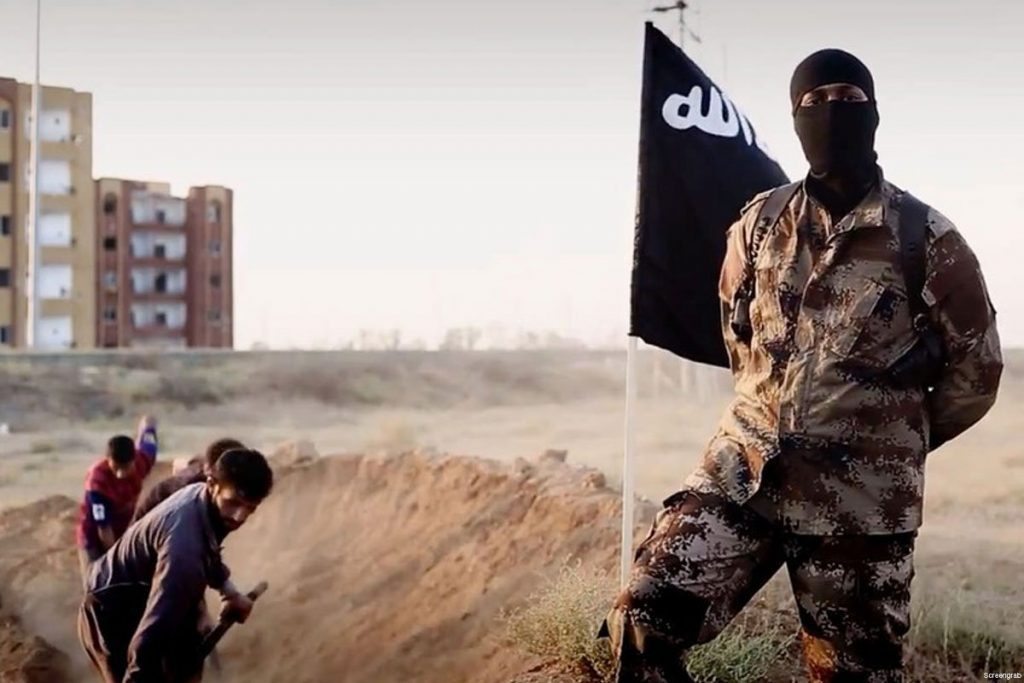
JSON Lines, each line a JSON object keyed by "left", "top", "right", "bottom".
{"left": 26, "top": 0, "right": 42, "bottom": 348}
{"left": 620, "top": 335, "right": 638, "bottom": 587}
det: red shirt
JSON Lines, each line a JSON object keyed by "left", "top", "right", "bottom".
{"left": 76, "top": 427, "right": 158, "bottom": 551}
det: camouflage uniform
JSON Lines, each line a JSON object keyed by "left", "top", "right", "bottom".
{"left": 605, "top": 175, "right": 1002, "bottom": 681}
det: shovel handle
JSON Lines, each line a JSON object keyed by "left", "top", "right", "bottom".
{"left": 199, "top": 581, "right": 268, "bottom": 659}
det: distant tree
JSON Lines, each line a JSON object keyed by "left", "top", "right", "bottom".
{"left": 440, "top": 328, "right": 465, "bottom": 351}
{"left": 356, "top": 329, "right": 375, "bottom": 350}
{"left": 464, "top": 327, "right": 482, "bottom": 351}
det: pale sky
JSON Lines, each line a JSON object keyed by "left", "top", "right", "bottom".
{"left": 2, "top": 0, "right": 1021, "bottom": 349}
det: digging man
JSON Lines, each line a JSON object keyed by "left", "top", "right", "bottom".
{"left": 78, "top": 447, "right": 274, "bottom": 682}
{"left": 76, "top": 415, "right": 160, "bottom": 583}
{"left": 602, "top": 49, "right": 1002, "bottom": 681}
{"left": 131, "top": 437, "right": 245, "bottom": 524}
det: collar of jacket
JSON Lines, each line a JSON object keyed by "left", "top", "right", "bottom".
{"left": 801, "top": 166, "right": 890, "bottom": 239}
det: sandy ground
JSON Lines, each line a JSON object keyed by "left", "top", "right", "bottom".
{"left": 0, "top": 350, "right": 1022, "bottom": 681}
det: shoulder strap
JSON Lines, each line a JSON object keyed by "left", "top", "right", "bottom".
{"left": 728, "top": 181, "right": 801, "bottom": 343}
{"left": 898, "top": 191, "right": 929, "bottom": 322}
{"left": 748, "top": 181, "right": 800, "bottom": 266}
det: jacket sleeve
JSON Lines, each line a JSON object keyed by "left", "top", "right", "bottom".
{"left": 123, "top": 526, "right": 207, "bottom": 681}
{"left": 135, "top": 424, "right": 158, "bottom": 478}
{"left": 208, "top": 555, "right": 231, "bottom": 592}
{"left": 923, "top": 219, "right": 1003, "bottom": 450}
{"left": 718, "top": 197, "right": 764, "bottom": 376}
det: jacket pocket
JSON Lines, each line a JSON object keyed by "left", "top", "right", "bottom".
{"left": 826, "top": 278, "right": 915, "bottom": 369}
{"left": 827, "top": 280, "right": 886, "bottom": 358}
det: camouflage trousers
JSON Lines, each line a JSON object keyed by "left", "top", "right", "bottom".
{"left": 602, "top": 488, "right": 916, "bottom": 683}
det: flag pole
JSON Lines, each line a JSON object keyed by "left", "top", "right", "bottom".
{"left": 621, "top": 22, "right": 655, "bottom": 589}
{"left": 620, "top": 335, "right": 638, "bottom": 586}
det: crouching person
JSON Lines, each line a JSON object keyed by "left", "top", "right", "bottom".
{"left": 78, "top": 448, "right": 273, "bottom": 683}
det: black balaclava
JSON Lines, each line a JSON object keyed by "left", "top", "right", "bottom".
{"left": 790, "top": 49, "right": 879, "bottom": 219}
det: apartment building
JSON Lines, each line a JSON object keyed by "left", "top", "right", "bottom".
{"left": 0, "top": 78, "right": 95, "bottom": 350}
{"left": 95, "top": 180, "right": 233, "bottom": 348}
{"left": 0, "top": 76, "right": 234, "bottom": 351}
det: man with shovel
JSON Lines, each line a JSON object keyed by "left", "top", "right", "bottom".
{"left": 78, "top": 447, "right": 274, "bottom": 682}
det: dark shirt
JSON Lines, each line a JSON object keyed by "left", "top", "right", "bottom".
{"left": 131, "top": 462, "right": 205, "bottom": 524}
{"left": 85, "top": 483, "right": 230, "bottom": 681}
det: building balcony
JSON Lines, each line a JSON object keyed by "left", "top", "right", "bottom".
{"left": 40, "top": 299, "right": 73, "bottom": 317}
{"left": 132, "top": 324, "right": 185, "bottom": 338}
{"left": 36, "top": 195, "right": 79, "bottom": 212}
{"left": 131, "top": 290, "right": 187, "bottom": 303}
{"left": 39, "top": 140, "right": 82, "bottom": 159}
{"left": 40, "top": 246, "right": 76, "bottom": 263}
{"left": 129, "top": 220, "right": 185, "bottom": 231}
{"left": 130, "top": 255, "right": 186, "bottom": 267}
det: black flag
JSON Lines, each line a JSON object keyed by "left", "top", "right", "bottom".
{"left": 630, "top": 23, "right": 789, "bottom": 368}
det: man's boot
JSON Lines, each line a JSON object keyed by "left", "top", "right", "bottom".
{"left": 600, "top": 610, "right": 695, "bottom": 683}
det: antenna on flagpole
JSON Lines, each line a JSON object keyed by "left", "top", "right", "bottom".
{"left": 651, "top": 0, "right": 701, "bottom": 50}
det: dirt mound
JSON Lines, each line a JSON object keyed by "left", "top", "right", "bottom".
{"left": 0, "top": 496, "right": 88, "bottom": 682}
{"left": 0, "top": 450, "right": 652, "bottom": 682}
{"left": 217, "top": 450, "right": 651, "bottom": 682}
{"left": 506, "top": 661, "right": 583, "bottom": 683}
{"left": 0, "top": 613, "right": 70, "bottom": 683}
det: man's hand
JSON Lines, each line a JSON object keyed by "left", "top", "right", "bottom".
{"left": 137, "top": 414, "right": 158, "bottom": 432}
{"left": 197, "top": 604, "right": 216, "bottom": 637}
{"left": 219, "top": 589, "right": 255, "bottom": 624}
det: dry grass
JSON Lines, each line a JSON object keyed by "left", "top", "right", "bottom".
{"left": 502, "top": 562, "right": 617, "bottom": 682}
{"left": 908, "top": 584, "right": 1024, "bottom": 681}
{"left": 504, "top": 562, "right": 1024, "bottom": 683}
{"left": 502, "top": 563, "right": 796, "bottom": 683}
{"left": 686, "top": 609, "right": 796, "bottom": 683}
{"left": 28, "top": 441, "right": 55, "bottom": 454}
{"left": 0, "top": 350, "right": 627, "bottom": 429}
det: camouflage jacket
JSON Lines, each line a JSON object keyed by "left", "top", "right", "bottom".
{"left": 685, "top": 175, "right": 1003, "bottom": 534}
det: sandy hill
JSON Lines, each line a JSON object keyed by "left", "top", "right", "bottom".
{"left": 0, "top": 448, "right": 653, "bottom": 682}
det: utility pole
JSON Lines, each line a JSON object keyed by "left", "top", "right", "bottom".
{"left": 26, "top": 0, "right": 42, "bottom": 348}
{"left": 651, "top": 0, "right": 701, "bottom": 50}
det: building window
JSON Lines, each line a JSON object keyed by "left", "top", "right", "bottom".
{"left": 0, "top": 325, "right": 9, "bottom": 344}
{"left": 209, "top": 239, "right": 221, "bottom": 256}
{"left": 103, "top": 236, "right": 117, "bottom": 251}
{"left": 210, "top": 273, "right": 221, "bottom": 288}
{"left": 0, "top": 268, "right": 9, "bottom": 287}
{"left": 207, "top": 310, "right": 222, "bottom": 322}
{"left": 0, "top": 164, "right": 9, "bottom": 182}
{"left": 103, "top": 270, "right": 117, "bottom": 290}
{"left": 0, "top": 215, "right": 9, "bottom": 236}
{"left": 154, "top": 273, "right": 168, "bottom": 293}
{"left": 103, "top": 307, "right": 117, "bottom": 321}
{"left": 155, "top": 312, "right": 168, "bottom": 327}
{"left": 156, "top": 209, "right": 166, "bottom": 224}
{"left": 154, "top": 244, "right": 166, "bottom": 259}
{"left": 0, "top": 110, "right": 9, "bottom": 129}
{"left": 102, "top": 194, "right": 118, "bottom": 215}
{"left": 207, "top": 200, "right": 222, "bottom": 223}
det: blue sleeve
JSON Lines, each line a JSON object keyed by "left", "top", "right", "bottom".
{"left": 86, "top": 490, "right": 113, "bottom": 527}
{"left": 136, "top": 425, "right": 158, "bottom": 463}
